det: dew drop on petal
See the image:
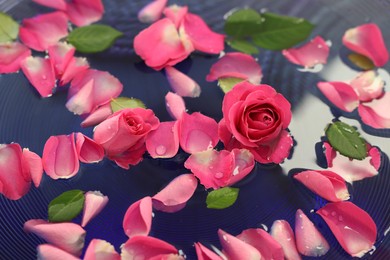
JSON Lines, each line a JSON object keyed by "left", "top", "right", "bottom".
{"left": 155, "top": 145, "right": 167, "bottom": 156}
{"left": 214, "top": 172, "right": 224, "bottom": 179}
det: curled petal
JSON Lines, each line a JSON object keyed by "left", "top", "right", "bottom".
{"left": 146, "top": 121, "right": 179, "bottom": 159}
{"left": 20, "top": 56, "right": 56, "bottom": 98}
{"left": 42, "top": 133, "right": 79, "bottom": 179}
{"left": 66, "top": 79, "right": 94, "bottom": 115}
{"left": 295, "top": 209, "right": 329, "bottom": 257}
{"left": 152, "top": 174, "right": 197, "bottom": 213}
{"left": 350, "top": 71, "right": 384, "bottom": 102}
{"left": 19, "top": 11, "right": 68, "bottom": 51}
{"left": 358, "top": 92, "right": 390, "bottom": 129}
{"left": 237, "top": 228, "right": 284, "bottom": 260}
{"left": 84, "top": 239, "right": 120, "bottom": 260}
{"left": 107, "top": 142, "right": 146, "bottom": 170}
{"left": 323, "top": 142, "right": 381, "bottom": 183}
{"left": 165, "top": 66, "right": 201, "bottom": 97}
{"left": 282, "top": 36, "right": 329, "bottom": 68}
{"left": 0, "top": 42, "right": 31, "bottom": 74}
{"left": 24, "top": 219, "right": 86, "bottom": 256}
{"left": 32, "top": 0, "right": 67, "bottom": 10}
{"left": 178, "top": 112, "right": 219, "bottom": 154}
{"left": 37, "top": 244, "right": 80, "bottom": 260}
{"left": 206, "top": 52, "right": 262, "bottom": 84}
{"left": 81, "top": 191, "right": 109, "bottom": 227}
{"left": 66, "top": 0, "right": 104, "bottom": 27}
{"left": 270, "top": 220, "right": 301, "bottom": 260}
{"left": 182, "top": 13, "right": 225, "bottom": 54}
{"left": 123, "top": 196, "right": 152, "bottom": 237}
{"left": 317, "top": 81, "right": 359, "bottom": 112}
{"left": 294, "top": 170, "right": 350, "bottom": 202}
{"left": 0, "top": 143, "right": 31, "bottom": 200}
{"left": 317, "top": 201, "right": 377, "bottom": 257}
{"left": 48, "top": 42, "right": 76, "bottom": 79}
{"left": 163, "top": 5, "right": 188, "bottom": 28}
{"left": 81, "top": 103, "right": 112, "bottom": 128}
{"left": 60, "top": 57, "right": 89, "bottom": 86}
{"left": 138, "top": 0, "right": 168, "bottom": 23}
{"left": 342, "top": 23, "right": 388, "bottom": 67}
{"left": 22, "top": 148, "right": 43, "bottom": 188}
{"left": 218, "top": 229, "right": 262, "bottom": 260}
{"left": 165, "top": 92, "right": 186, "bottom": 120}
{"left": 75, "top": 133, "right": 104, "bottom": 163}
{"left": 121, "top": 236, "right": 179, "bottom": 259}
{"left": 194, "top": 242, "right": 222, "bottom": 260}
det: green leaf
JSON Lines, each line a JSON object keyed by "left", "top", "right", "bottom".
{"left": 227, "top": 38, "right": 259, "bottom": 54}
{"left": 206, "top": 187, "right": 239, "bottom": 209}
{"left": 0, "top": 12, "right": 19, "bottom": 43}
{"left": 110, "top": 97, "right": 146, "bottom": 112}
{"left": 48, "top": 190, "right": 85, "bottom": 223}
{"left": 224, "top": 8, "right": 263, "bottom": 38}
{"left": 218, "top": 77, "right": 244, "bottom": 93}
{"left": 348, "top": 53, "right": 375, "bottom": 71}
{"left": 325, "top": 121, "right": 367, "bottom": 160}
{"left": 252, "top": 13, "right": 314, "bottom": 50}
{"left": 67, "top": 24, "right": 123, "bottom": 53}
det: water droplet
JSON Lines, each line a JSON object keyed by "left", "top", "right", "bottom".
{"left": 331, "top": 211, "right": 337, "bottom": 216}
{"left": 155, "top": 145, "right": 167, "bottom": 156}
{"left": 300, "top": 225, "right": 304, "bottom": 229}
{"left": 260, "top": 223, "right": 268, "bottom": 231}
{"left": 152, "top": 212, "right": 155, "bottom": 217}
{"left": 42, "top": 75, "right": 47, "bottom": 80}
{"left": 338, "top": 215, "right": 343, "bottom": 221}
{"left": 317, "top": 44, "right": 323, "bottom": 48}
{"left": 215, "top": 172, "right": 224, "bottom": 179}
{"left": 310, "top": 209, "right": 314, "bottom": 213}
{"left": 222, "top": 235, "right": 228, "bottom": 241}
{"left": 326, "top": 40, "right": 332, "bottom": 47}
{"left": 297, "top": 63, "right": 324, "bottom": 73}
{"left": 321, "top": 210, "right": 329, "bottom": 216}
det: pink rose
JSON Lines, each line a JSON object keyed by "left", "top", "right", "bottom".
{"left": 93, "top": 108, "right": 160, "bottom": 169}
{"left": 219, "top": 82, "right": 293, "bottom": 164}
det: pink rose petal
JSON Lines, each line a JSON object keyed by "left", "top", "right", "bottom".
{"left": 270, "top": 220, "right": 301, "bottom": 260}
{"left": 0, "top": 143, "right": 31, "bottom": 200}
{"left": 32, "top": 0, "right": 67, "bottom": 10}
{"left": 22, "top": 148, "right": 43, "bottom": 188}
{"left": 295, "top": 209, "right": 329, "bottom": 257}
{"left": 20, "top": 56, "right": 56, "bottom": 98}
{"left": 84, "top": 239, "right": 120, "bottom": 260}
{"left": 134, "top": 18, "right": 193, "bottom": 70}
{"left": 163, "top": 5, "right": 188, "bottom": 28}
{"left": 317, "top": 201, "right": 377, "bottom": 257}
{"left": 138, "top": 0, "right": 168, "bottom": 23}
{"left": 42, "top": 133, "right": 80, "bottom": 179}
{"left": 60, "top": 57, "right": 89, "bottom": 86}
{"left": 294, "top": 170, "right": 350, "bottom": 202}
{"left": 146, "top": 121, "right": 179, "bottom": 159}
{"left": 178, "top": 112, "right": 218, "bottom": 154}
{"left": 48, "top": 42, "right": 76, "bottom": 79}
{"left": 323, "top": 142, "right": 381, "bottom": 183}
{"left": 194, "top": 242, "right": 222, "bottom": 260}
{"left": 152, "top": 174, "right": 197, "bottom": 213}
{"left": 282, "top": 36, "right": 329, "bottom": 68}
{"left": 0, "top": 42, "right": 31, "bottom": 74}
{"left": 165, "top": 92, "right": 186, "bottom": 120}
{"left": 24, "top": 219, "right": 86, "bottom": 256}
{"left": 165, "top": 66, "right": 201, "bottom": 97}
{"left": 81, "top": 191, "right": 109, "bottom": 227}
{"left": 226, "top": 149, "right": 255, "bottom": 186}
{"left": 66, "top": 79, "right": 95, "bottom": 115}
{"left": 206, "top": 52, "right": 262, "bottom": 84}
{"left": 75, "top": 133, "right": 104, "bottom": 163}
{"left": 237, "top": 228, "right": 284, "bottom": 260}
{"left": 19, "top": 11, "right": 68, "bottom": 51}
{"left": 317, "top": 81, "right": 359, "bottom": 112}
{"left": 37, "top": 244, "right": 80, "bottom": 260}
{"left": 66, "top": 0, "right": 104, "bottom": 27}
{"left": 123, "top": 196, "right": 152, "bottom": 237}
{"left": 121, "top": 236, "right": 179, "bottom": 259}
{"left": 358, "top": 92, "right": 390, "bottom": 129}
{"left": 350, "top": 71, "right": 384, "bottom": 102}
{"left": 182, "top": 13, "right": 225, "bottom": 54}
{"left": 218, "top": 229, "right": 262, "bottom": 260}
{"left": 342, "top": 23, "right": 389, "bottom": 67}
{"left": 81, "top": 103, "right": 112, "bottom": 128}
{"left": 107, "top": 141, "right": 147, "bottom": 170}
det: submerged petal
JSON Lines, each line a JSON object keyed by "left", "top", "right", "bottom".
{"left": 75, "top": 133, "right": 105, "bottom": 163}
{"left": 37, "top": 244, "right": 80, "bottom": 260}
{"left": 270, "top": 220, "right": 301, "bottom": 260}
{"left": 0, "top": 42, "right": 31, "bottom": 74}
{"left": 121, "top": 236, "right": 179, "bottom": 260}
{"left": 317, "top": 201, "right": 377, "bottom": 257}
{"left": 165, "top": 92, "right": 186, "bottom": 120}
{"left": 152, "top": 174, "right": 197, "bottom": 213}
{"left": 123, "top": 196, "right": 152, "bottom": 237}
{"left": 66, "top": 0, "right": 104, "bottom": 27}
{"left": 194, "top": 242, "right": 222, "bottom": 260}
{"left": 358, "top": 92, "right": 390, "bottom": 129}
{"left": 218, "top": 229, "right": 262, "bottom": 260}
{"left": 317, "top": 81, "right": 359, "bottom": 112}
{"left": 84, "top": 239, "right": 120, "bottom": 260}
{"left": 22, "top": 148, "right": 43, "bottom": 188}
{"left": 146, "top": 121, "right": 179, "bottom": 159}
{"left": 165, "top": 66, "right": 201, "bottom": 97}
{"left": 81, "top": 191, "right": 109, "bottom": 227}
{"left": 138, "top": 0, "right": 168, "bottom": 23}
{"left": 350, "top": 71, "right": 384, "bottom": 102}
{"left": 295, "top": 209, "right": 329, "bottom": 257}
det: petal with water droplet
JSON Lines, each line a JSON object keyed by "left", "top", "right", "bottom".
{"left": 123, "top": 196, "right": 152, "bottom": 237}
{"left": 146, "top": 121, "right": 179, "bottom": 159}
{"left": 317, "top": 81, "right": 359, "bottom": 112}
{"left": 270, "top": 220, "right": 301, "bottom": 260}
{"left": 165, "top": 66, "right": 201, "bottom": 97}
{"left": 350, "top": 71, "right": 384, "bottom": 102}
{"left": 194, "top": 242, "right": 222, "bottom": 260}
{"left": 218, "top": 229, "right": 262, "bottom": 260}
{"left": 358, "top": 92, "right": 390, "bottom": 129}
{"left": 22, "top": 148, "right": 43, "bottom": 188}
{"left": 0, "top": 42, "right": 31, "bottom": 74}
{"left": 138, "top": 0, "right": 168, "bottom": 23}
{"left": 75, "top": 133, "right": 104, "bottom": 163}
{"left": 121, "top": 236, "right": 179, "bottom": 259}
{"left": 317, "top": 201, "right": 377, "bottom": 258}
{"left": 66, "top": 0, "right": 104, "bottom": 27}
{"left": 84, "top": 239, "right": 120, "bottom": 260}
{"left": 81, "top": 191, "right": 109, "bottom": 227}
{"left": 37, "top": 244, "right": 80, "bottom": 260}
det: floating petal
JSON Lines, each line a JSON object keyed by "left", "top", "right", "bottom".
{"left": 0, "top": 42, "right": 31, "bottom": 74}
{"left": 37, "top": 244, "right": 80, "bottom": 260}
{"left": 81, "top": 103, "right": 112, "bottom": 128}
{"left": 123, "top": 196, "right": 152, "bottom": 237}
{"left": 350, "top": 71, "right": 384, "bottom": 102}
{"left": 194, "top": 242, "right": 222, "bottom": 260}
{"left": 270, "top": 220, "right": 301, "bottom": 260}
{"left": 165, "top": 92, "right": 186, "bottom": 120}
{"left": 75, "top": 133, "right": 104, "bottom": 163}
{"left": 317, "top": 81, "right": 359, "bottom": 112}
{"left": 358, "top": 92, "right": 390, "bottom": 129}
{"left": 138, "top": 0, "right": 168, "bottom": 23}
{"left": 218, "top": 229, "right": 262, "bottom": 260}
{"left": 60, "top": 57, "right": 89, "bottom": 86}
{"left": 84, "top": 239, "right": 120, "bottom": 260}
{"left": 165, "top": 66, "right": 201, "bottom": 97}
{"left": 22, "top": 148, "right": 43, "bottom": 188}
{"left": 66, "top": 0, "right": 104, "bottom": 27}
{"left": 48, "top": 42, "right": 75, "bottom": 79}
{"left": 81, "top": 191, "right": 109, "bottom": 227}
{"left": 121, "top": 236, "right": 179, "bottom": 259}
{"left": 152, "top": 174, "right": 197, "bottom": 213}
{"left": 146, "top": 121, "right": 179, "bottom": 159}
{"left": 317, "top": 201, "right": 377, "bottom": 258}
{"left": 163, "top": 5, "right": 188, "bottom": 28}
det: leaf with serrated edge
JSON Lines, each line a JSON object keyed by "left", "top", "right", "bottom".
{"left": 224, "top": 8, "right": 263, "bottom": 38}
{"left": 206, "top": 187, "right": 239, "bottom": 209}
{"left": 110, "top": 97, "right": 146, "bottom": 112}
{"left": 325, "top": 121, "right": 367, "bottom": 160}
{"left": 227, "top": 39, "right": 259, "bottom": 54}
{"left": 48, "top": 190, "right": 85, "bottom": 222}
{"left": 67, "top": 24, "right": 123, "bottom": 53}
{"left": 0, "top": 12, "right": 19, "bottom": 43}
{"left": 218, "top": 77, "right": 244, "bottom": 93}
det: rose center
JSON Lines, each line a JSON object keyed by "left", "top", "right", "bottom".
{"left": 125, "top": 117, "right": 143, "bottom": 132}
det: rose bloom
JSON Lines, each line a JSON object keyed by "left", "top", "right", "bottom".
{"left": 218, "top": 82, "right": 293, "bottom": 164}
{"left": 93, "top": 108, "right": 160, "bottom": 169}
